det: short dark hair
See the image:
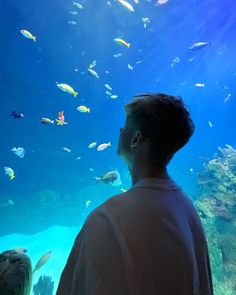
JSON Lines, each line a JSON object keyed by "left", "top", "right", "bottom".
{"left": 125, "top": 93, "right": 195, "bottom": 167}
{"left": 0, "top": 250, "right": 32, "bottom": 295}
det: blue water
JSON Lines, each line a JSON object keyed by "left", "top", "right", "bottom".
{"left": 0, "top": 0, "right": 236, "bottom": 293}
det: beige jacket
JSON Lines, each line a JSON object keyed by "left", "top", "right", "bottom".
{"left": 56, "top": 177, "right": 213, "bottom": 295}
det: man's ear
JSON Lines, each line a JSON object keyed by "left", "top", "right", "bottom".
{"left": 131, "top": 130, "right": 141, "bottom": 148}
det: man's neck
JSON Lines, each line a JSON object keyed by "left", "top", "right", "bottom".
{"left": 130, "top": 166, "right": 169, "bottom": 186}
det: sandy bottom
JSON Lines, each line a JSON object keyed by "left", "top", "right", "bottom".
{"left": 0, "top": 225, "right": 81, "bottom": 294}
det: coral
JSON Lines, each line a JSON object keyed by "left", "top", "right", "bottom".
{"left": 33, "top": 275, "right": 54, "bottom": 295}
{"left": 194, "top": 146, "right": 236, "bottom": 293}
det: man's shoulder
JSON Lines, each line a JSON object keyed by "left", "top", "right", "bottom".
{"left": 84, "top": 191, "right": 131, "bottom": 224}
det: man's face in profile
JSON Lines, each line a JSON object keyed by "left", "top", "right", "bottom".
{"left": 117, "top": 118, "right": 133, "bottom": 162}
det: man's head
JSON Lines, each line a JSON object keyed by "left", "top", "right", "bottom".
{"left": 0, "top": 250, "right": 32, "bottom": 295}
{"left": 118, "top": 93, "right": 194, "bottom": 170}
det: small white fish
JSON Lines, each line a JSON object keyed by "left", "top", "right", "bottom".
{"left": 225, "top": 144, "right": 233, "bottom": 149}
{"left": 97, "top": 142, "right": 111, "bottom": 151}
{"left": 68, "top": 20, "right": 77, "bottom": 25}
{"left": 171, "top": 56, "right": 180, "bottom": 67}
{"left": 85, "top": 200, "right": 91, "bottom": 208}
{"left": 105, "top": 84, "right": 112, "bottom": 91}
{"left": 107, "top": 1, "right": 112, "bottom": 6}
{"left": 89, "top": 167, "right": 94, "bottom": 172}
{"left": 113, "top": 53, "right": 123, "bottom": 58}
{"left": 142, "top": 17, "right": 150, "bottom": 29}
{"left": 11, "top": 147, "right": 25, "bottom": 158}
{"left": 134, "top": 0, "right": 139, "bottom": 3}
{"left": 188, "top": 57, "right": 196, "bottom": 62}
{"left": 190, "top": 41, "right": 211, "bottom": 51}
{"left": 20, "top": 30, "right": 36, "bottom": 42}
{"left": 224, "top": 93, "right": 231, "bottom": 103}
{"left": 136, "top": 60, "right": 142, "bottom": 64}
{"left": 88, "top": 142, "right": 97, "bottom": 149}
{"left": 117, "top": 0, "right": 134, "bottom": 12}
{"left": 195, "top": 83, "right": 205, "bottom": 87}
{"left": 73, "top": 1, "right": 84, "bottom": 9}
{"left": 208, "top": 121, "right": 213, "bottom": 128}
{"left": 106, "top": 91, "right": 112, "bottom": 96}
{"left": 69, "top": 11, "right": 78, "bottom": 15}
{"left": 128, "top": 64, "right": 133, "bottom": 70}
{"left": 75, "top": 156, "right": 82, "bottom": 160}
{"left": 62, "top": 147, "right": 71, "bottom": 153}
{"left": 87, "top": 68, "right": 99, "bottom": 79}
{"left": 110, "top": 95, "right": 118, "bottom": 99}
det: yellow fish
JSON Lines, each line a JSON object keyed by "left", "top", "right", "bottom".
{"left": 113, "top": 38, "right": 131, "bottom": 48}
{"left": 33, "top": 251, "right": 52, "bottom": 273}
{"left": 4, "top": 167, "right": 15, "bottom": 180}
{"left": 57, "top": 83, "right": 78, "bottom": 98}
{"left": 20, "top": 30, "right": 36, "bottom": 42}
{"left": 77, "top": 105, "right": 90, "bottom": 113}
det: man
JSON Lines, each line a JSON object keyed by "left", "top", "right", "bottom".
{"left": 56, "top": 93, "right": 213, "bottom": 295}
{"left": 0, "top": 250, "right": 32, "bottom": 295}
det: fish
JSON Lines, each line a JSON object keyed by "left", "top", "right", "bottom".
{"left": 224, "top": 93, "right": 231, "bottom": 103}
{"left": 128, "top": 64, "right": 133, "bottom": 70}
{"left": 41, "top": 118, "right": 54, "bottom": 124}
{"left": 57, "top": 83, "right": 78, "bottom": 97}
{"left": 33, "top": 251, "right": 52, "bottom": 273}
{"left": 73, "top": 1, "right": 84, "bottom": 9}
{"left": 97, "top": 142, "right": 111, "bottom": 151}
{"left": 87, "top": 68, "right": 99, "bottom": 79}
{"left": 62, "top": 147, "right": 71, "bottom": 153}
{"left": 114, "top": 38, "right": 131, "bottom": 48}
{"left": 56, "top": 111, "right": 68, "bottom": 125}
{"left": 11, "top": 111, "right": 24, "bottom": 118}
{"left": 11, "top": 147, "right": 25, "bottom": 158}
{"left": 105, "top": 84, "right": 112, "bottom": 91}
{"left": 117, "top": 0, "right": 134, "bottom": 12}
{"left": 77, "top": 105, "right": 91, "bottom": 113}
{"left": 120, "top": 187, "right": 127, "bottom": 193}
{"left": 142, "top": 17, "right": 150, "bottom": 29}
{"left": 110, "top": 95, "right": 118, "bottom": 99}
{"left": 190, "top": 41, "right": 211, "bottom": 51}
{"left": 113, "top": 53, "right": 123, "bottom": 58}
{"left": 88, "top": 142, "right": 97, "bottom": 149}
{"left": 13, "top": 248, "right": 28, "bottom": 254}
{"left": 68, "top": 20, "right": 77, "bottom": 25}
{"left": 4, "top": 167, "right": 15, "bottom": 180}
{"left": 69, "top": 10, "right": 78, "bottom": 15}
{"left": 20, "top": 30, "right": 36, "bottom": 42}
{"left": 106, "top": 91, "right": 112, "bottom": 96}
{"left": 85, "top": 200, "right": 91, "bottom": 208}
{"left": 95, "top": 170, "right": 122, "bottom": 186}
{"left": 195, "top": 83, "right": 205, "bottom": 87}
{"left": 171, "top": 56, "right": 180, "bottom": 67}
{"left": 89, "top": 60, "right": 97, "bottom": 69}
{"left": 225, "top": 144, "right": 233, "bottom": 149}
{"left": 75, "top": 156, "right": 82, "bottom": 160}
{"left": 208, "top": 121, "right": 213, "bottom": 128}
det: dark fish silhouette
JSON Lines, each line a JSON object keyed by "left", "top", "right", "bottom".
{"left": 11, "top": 111, "right": 24, "bottom": 118}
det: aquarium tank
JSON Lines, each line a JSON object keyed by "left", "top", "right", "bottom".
{"left": 0, "top": 0, "right": 235, "bottom": 294}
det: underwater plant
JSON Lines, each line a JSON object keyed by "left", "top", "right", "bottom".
{"left": 33, "top": 275, "right": 54, "bottom": 295}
